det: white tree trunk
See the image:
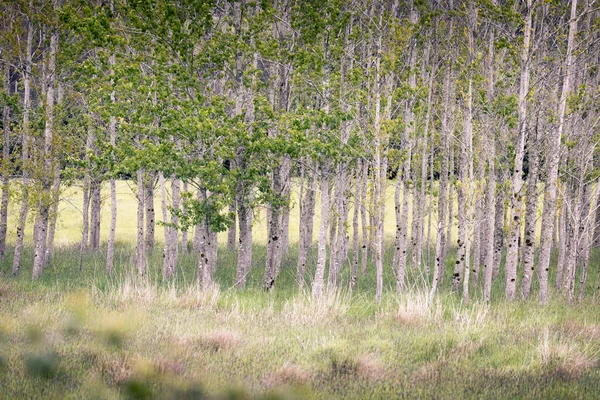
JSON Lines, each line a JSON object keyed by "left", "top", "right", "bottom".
{"left": 135, "top": 164, "right": 146, "bottom": 276}
{"left": 11, "top": 13, "right": 33, "bottom": 275}
{"left": 312, "top": 171, "right": 331, "bottom": 298}
{"left": 33, "top": 27, "right": 58, "bottom": 279}
{"left": 0, "top": 62, "right": 10, "bottom": 258}
{"left": 538, "top": 0, "right": 578, "bottom": 303}
{"left": 505, "top": 0, "right": 532, "bottom": 300}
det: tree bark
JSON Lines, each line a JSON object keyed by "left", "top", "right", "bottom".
{"left": 33, "top": 27, "right": 58, "bottom": 279}
{"left": 505, "top": 0, "right": 532, "bottom": 300}
{"left": 521, "top": 125, "right": 540, "bottom": 298}
{"left": 135, "top": 163, "right": 146, "bottom": 276}
{"left": 106, "top": 52, "right": 117, "bottom": 274}
{"left": 538, "top": 0, "right": 578, "bottom": 303}
{"left": 144, "top": 174, "right": 155, "bottom": 254}
{"left": 160, "top": 173, "right": 171, "bottom": 278}
{"left": 227, "top": 198, "right": 236, "bottom": 251}
{"left": 312, "top": 169, "right": 331, "bottom": 298}
{"left": 45, "top": 172, "right": 60, "bottom": 266}
{"left": 482, "top": 19, "right": 496, "bottom": 302}
{"left": 431, "top": 58, "right": 452, "bottom": 298}
{"left": 0, "top": 61, "right": 10, "bottom": 259}
{"left": 11, "top": 17, "right": 33, "bottom": 275}
{"left": 88, "top": 179, "right": 101, "bottom": 250}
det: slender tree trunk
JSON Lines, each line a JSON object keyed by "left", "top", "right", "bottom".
{"left": 327, "top": 175, "right": 339, "bottom": 287}
{"left": 415, "top": 59, "right": 435, "bottom": 276}
{"left": 483, "top": 21, "right": 497, "bottom": 302}
{"left": 425, "top": 124, "right": 434, "bottom": 274}
{"left": 431, "top": 60, "right": 452, "bottom": 298}
{"left": 88, "top": 180, "right": 101, "bottom": 250}
{"left": 135, "top": 164, "right": 146, "bottom": 276}
{"left": 446, "top": 146, "right": 455, "bottom": 264}
{"left": 538, "top": 0, "right": 578, "bottom": 303}
{"left": 371, "top": 8, "right": 386, "bottom": 303}
{"left": 106, "top": 53, "right": 117, "bottom": 274}
{"left": 193, "top": 192, "right": 202, "bottom": 254}
{"left": 297, "top": 166, "right": 307, "bottom": 286}
{"left": 160, "top": 173, "right": 170, "bottom": 278}
{"left": 235, "top": 180, "right": 253, "bottom": 288}
{"left": 332, "top": 171, "right": 351, "bottom": 288}
{"left": 312, "top": 170, "right": 331, "bottom": 298}
{"left": 12, "top": 11, "right": 33, "bottom": 276}
{"left": 483, "top": 138, "right": 496, "bottom": 301}
{"left": 227, "top": 198, "right": 236, "bottom": 251}
{"left": 33, "top": 27, "right": 58, "bottom": 279}
{"left": 453, "top": 172, "right": 466, "bottom": 292}
{"left": 264, "top": 164, "right": 282, "bottom": 290}
{"left": 563, "top": 185, "right": 582, "bottom": 302}
{"left": 169, "top": 174, "right": 181, "bottom": 276}
{"left": 578, "top": 183, "right": 599, "bottom": 301}
{"left": 45, "top": 172, "right": 60, "bottom": 266}
{"left": 144, "top": 174, "right": 155, "bottom": 254}
{"left": 556, "top": 199, "right": 567, "bottom": 289}
{"left": 473, "top": 164, "right": 484, "bottom": 287}
{"left": 393, "top": 165, "right": 402, "bottom": 275}
{"left": 492, "top": 171, "right": 505, "bottom": 279}
{"left": 505, "top": 0, "right": 532, "bottom": 300}
{"left": 351, "top": 164, "right": 360, "bottom": 290}
{"left": 461, "top": 64, "right": 475, "bottom": 303}
{"left": 197, "top": 218, "right": 210, "bottom": 288}
{"left": 80, "top": 178, "right": 90, "bottom": 249}
{"left": 0, "top": 62, "right": 10, "bottom": 259}
{"left": 396, "top": 3, "right": 417, "bottom": 292}
{"left": 360, "top": 159, "right": 369, "bottom": 275}
{"left": 298, "top": 161, "right": 317, "bottom": 284}
{"left": 197, "top": 188, "right": 214, "bottom": 289}
{"left": 521, "top": 128, "right": 540, "bottom": 298}
{"left": 181, "top": 181, "right": 189, "bottom": 253}
{"left": 280, "top": 156, "right": 291, "bottom": 257}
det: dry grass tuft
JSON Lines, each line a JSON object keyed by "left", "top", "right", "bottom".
{"left": 560, "top": 319, "right": 600, "bottom": 342}
{"left": 97, "top": 356, "right": 133, "bottom": 385}
{"left": 264, "top": 363, "right": 312, "bottom": 387}
{"left": 448, "top": 339, "right": 484, "bottom": 360}
{"left": 356, "top": 353, "right": 387, "bottom": 381}
{"left": 282, "top": 289, "right": 350, "bottom": 325}
{"left": 395, "top": 291, "right": 439, "bottom": 326}
{"left": 537, "top": 328, "right": 598, "bottom": 378}
{"left": 412, "top": 360, "right": 443, "bottom": 384}
{"left": 199, "top": 329, "right": 243, "bottom": 352}
{"left": 450, "top": 301, "right": 489, "bottom": 331}
{"left": 96, "top": 276, "right": 158, "bottom": 306}
{"left": 154, "top": 358, "right": 185, "bottom": 376}
{"left": 175, "top": 284, "right": 220, "bottom": 310}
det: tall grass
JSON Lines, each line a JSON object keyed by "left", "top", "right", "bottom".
{"left": 1, "top": 182, "right": 600, "bottom": 398}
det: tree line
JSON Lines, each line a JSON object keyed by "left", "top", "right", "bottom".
{"left": 0, "top": 0, "right": 599, "bottom": 304}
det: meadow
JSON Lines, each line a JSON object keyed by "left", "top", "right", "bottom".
{"left": 0, "top": 182, "right": 599, "bottom": 399}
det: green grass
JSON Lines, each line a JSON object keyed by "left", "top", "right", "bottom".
{"left": 0, "top": 181, "right": 599, "bottom": 398}
{"left": 1, "top": 241, "right": 599, "bottom": 399}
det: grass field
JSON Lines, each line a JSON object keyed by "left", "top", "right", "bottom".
{"left": 3, "top": 180, "right": 462, "bottom": 247}
{"left": 0, "top": 181, "right": 599, "bottom": 399}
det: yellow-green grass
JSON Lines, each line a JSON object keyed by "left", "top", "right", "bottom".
{"left": 4, "top": 180, "right": 460, "bottom": 248}
{"left": 4, "top": 179, "right": 548, "bottom": 253}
